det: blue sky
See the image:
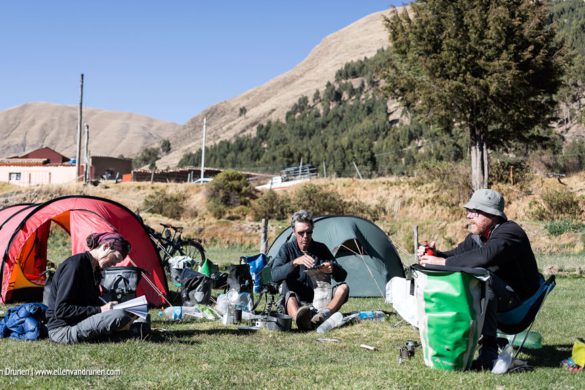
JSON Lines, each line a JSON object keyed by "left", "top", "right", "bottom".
{"left": 0, "top": 1, "right": 408, "bottom": 124}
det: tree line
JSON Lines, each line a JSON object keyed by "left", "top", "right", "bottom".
{"left": 173, "top": 1, "right": 585, "bottom": 185}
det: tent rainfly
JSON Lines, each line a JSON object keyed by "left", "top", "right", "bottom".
{"left": 0, "top": 195, "right": 168, "bottom": 305}
{"left": 267, "top": 215, "right": 404, "bottom": 297}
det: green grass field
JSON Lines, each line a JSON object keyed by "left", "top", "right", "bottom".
{"left": 1, "top": 269, "right": 584, "bottom": 388}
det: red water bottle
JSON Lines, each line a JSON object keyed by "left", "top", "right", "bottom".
{"left": 423, "top": 241, "right": 435, "bottom": 256}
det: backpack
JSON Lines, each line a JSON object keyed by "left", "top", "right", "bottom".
{"left": 101, "top": 266, "right": 143, "bottom": 303}
{"left": 179, "top": 268, "right": 212, "bottom": 305}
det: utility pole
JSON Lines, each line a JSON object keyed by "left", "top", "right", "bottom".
{"left": 200, "top": 117, "right": 206, "bottom": 182}
{"left": 75, "top": 74, "right": 84, "bottom": 181}
{"left": 83, "top": 123, "right": 90, "bottom": 184}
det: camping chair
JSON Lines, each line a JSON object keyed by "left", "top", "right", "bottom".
{"left": 497, "top": 275, "right": 556, "bottom": 358}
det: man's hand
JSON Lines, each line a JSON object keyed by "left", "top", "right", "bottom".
{"left": 419, "top": 255, "right": 446, "bottom": 266}
{"left": 319, "top": 261, "right": 334, "bottom": 274}
{"left": 416, "top": 241, "right": 436, "bottom": 259}
{"left": 100, "top": 301, "right": 118, "bottom": 312}
{"left": 292, "top": 254, "right": 315, "bottom": 268}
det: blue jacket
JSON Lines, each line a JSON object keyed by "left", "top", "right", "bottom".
{"left": 0, "top": 303, "right": 48, "bottom": 340}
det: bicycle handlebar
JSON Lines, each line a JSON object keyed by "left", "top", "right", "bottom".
{"left": 159, "top": 223, "right": 183, "bottom": 233}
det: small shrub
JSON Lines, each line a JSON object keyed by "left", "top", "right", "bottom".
{"left": 414, "top": 161, "right": 471, "bottom": 207}
{"left": 225, "top": 206, "right": 251, "bottom": 220}
{"left": 344, "top": 199, "right": 381, "bottom": 220}
{"left": 206, "top": 170, "right": 256, "bottom": 219}
{"left": 252, "top": 190, "right": 292, "bottom": 221}
{"left": 293, "top": 184, "right": 345, "bottom": 215}
{"left": 528, "top": 189, "right": 582, "bottom": 221}
{"left": 545, "top": 220, "right": 585, "bottom": 236}
{"left": 143, "top": 189, "right": 186, "bottom": 219}
{"left": 490, "top": 158, "right": 530, "bottom": 186}
{"left": 207, "top": 201, "right": 226, "bottom": 219}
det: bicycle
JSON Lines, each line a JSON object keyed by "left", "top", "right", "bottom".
{"left": 145, "top": 223, "right": 206, "bottom": 269}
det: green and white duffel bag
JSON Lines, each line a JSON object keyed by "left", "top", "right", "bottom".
{"left": 412, "top": 264, "right": 490, "bottom": 371}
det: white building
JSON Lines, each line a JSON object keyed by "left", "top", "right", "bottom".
{"left": 0, "top": 158, "right": 77, "bottom": 186}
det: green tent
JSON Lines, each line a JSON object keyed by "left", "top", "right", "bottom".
{"left": 267, "top": 215, "right": 404, "bottom": 297}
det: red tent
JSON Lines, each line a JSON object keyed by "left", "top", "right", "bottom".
{"left": 0, "top": 195, "right": 168, "bottom": 305}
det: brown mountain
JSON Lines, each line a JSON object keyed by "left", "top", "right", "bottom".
{"left": 158, "top": 9, "right": 393, "bottom": 167}
{"left": 0, "top": 102, "right": 181, "bottom": 159}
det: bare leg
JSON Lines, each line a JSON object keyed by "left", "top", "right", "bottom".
{"left": 287, "top": 295, "right": 301, "bottom": 319}
{"left": 326, "top": 284, "right": 349, "bottom": 313}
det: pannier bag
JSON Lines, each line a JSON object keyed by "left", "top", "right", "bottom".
{"left": 101, "top": 266, "right": 143, "bottom": 303}
{"left": 412, "top": 264, "right": 490, "bottom": 371}
{"left": 179, "top": 268, "right": 212, "bottom": 305}
{"left": 169, "top": 255, "right": 197, "bottom": 287}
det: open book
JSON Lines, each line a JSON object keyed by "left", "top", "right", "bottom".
{"left": 112, "top": 295, "right": 148, "bottom": 320}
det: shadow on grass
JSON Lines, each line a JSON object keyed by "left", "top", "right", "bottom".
{"left": 144, "top": 327, "right": 264, "bottom": 345}
{"left": 521, "top": 344, "right": 573, "bottom": 368}
{"left": 83, "top": 326, "right": 258, "bottom": 346}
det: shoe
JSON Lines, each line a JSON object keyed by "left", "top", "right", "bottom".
{"left": 295, "top": 306, "right": 313, "bottom": 331}
{"left": 129, "top": 314, "right": 151, "bottom": 340}
{"left": 311, "top": 309, "right": 331, "bottom": 328}
{"left": 471, "top": 346, "right": 498, "bottom": 371}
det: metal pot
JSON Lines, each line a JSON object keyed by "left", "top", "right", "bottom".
{"left": 255, "top": 313, "right": 292, "bottom": 332}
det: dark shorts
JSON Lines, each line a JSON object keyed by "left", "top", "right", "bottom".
{"left": 280, "top": 282, "right": 349, "bottom": 314}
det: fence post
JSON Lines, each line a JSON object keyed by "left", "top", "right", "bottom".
{"left": 413, "top": 225, "right": 419, "bottom": 263}
{"left": 260, "top": 218, "right": 268, "bottom": 254}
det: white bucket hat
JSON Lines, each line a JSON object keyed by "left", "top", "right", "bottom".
{"left": 464, "top": 189, "right": 507, "bottom": 220}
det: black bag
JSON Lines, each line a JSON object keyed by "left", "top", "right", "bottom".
{"left": 179, "top": 268, "right": 212, "bottom": 305}
{"left": 227, "top": 263, "right": 253, "bottom": 294}
{"left": 101, "top": 266, "right": 143, "bottom": 303}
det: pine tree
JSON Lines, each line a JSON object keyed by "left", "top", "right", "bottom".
{"left": 384, "top": 0, "right": 563, "bottom": 189}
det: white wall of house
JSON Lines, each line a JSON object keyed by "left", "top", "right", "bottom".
{"left": 0, "top": 165, "right": 77, "bottom": 186}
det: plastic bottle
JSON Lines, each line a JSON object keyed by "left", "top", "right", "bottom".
{"left": 492, "top": 344, "right": 514, "bottom": 374}
{"left": 158, "top": 306, "right": 203, "bottom": 320}
{"left": 313, "top": 281, "right": 332, "bottom": 311}
{"left": 358, "top": 310, "right": 386, "bottom": 321}
{"left": 215, "top": 293, "right": 229, "bottom": 315}
{"left": 497, "top": 330, "right": 543, "bottom": 349}
{"left": 316, "top": 312, "right": 344, "bottom": 333}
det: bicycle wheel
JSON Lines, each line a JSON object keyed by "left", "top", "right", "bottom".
{"left": 177, "top": 239, "right": 206, "bottom": 265}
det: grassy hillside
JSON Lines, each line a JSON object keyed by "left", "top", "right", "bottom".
{"left": 2, "top": 170, "right": 584, "bottom": 271}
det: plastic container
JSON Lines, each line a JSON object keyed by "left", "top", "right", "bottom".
{"left": 492, "top": 344, "right": 514, "bottom": 374}
{"left": 158, "top": 306, "right": 203, "bottom": 320}
{"left": 222, "top": 304, "right": 236, "bottom": 325}
{"left": 316, "top": 312, "right": 343, "bottom": 333}
{"left": 358, "top": 310, "right": 386, "bottom": 321}
{"left": 237, "top": 292, "right": 253, "bottom": 312}
{"left": 313, "top": 281, "right": 332, "bottom": 311}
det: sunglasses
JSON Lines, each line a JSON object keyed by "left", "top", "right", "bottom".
{"left": 466, "top": 209, "right": 486, "bottom": 218}
{"left": 296, "top": 230, "right": 313, "bottom": 237}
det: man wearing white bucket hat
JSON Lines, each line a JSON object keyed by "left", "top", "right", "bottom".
{"left": 418, "top": 189, "right": 541, "bottom": 370}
